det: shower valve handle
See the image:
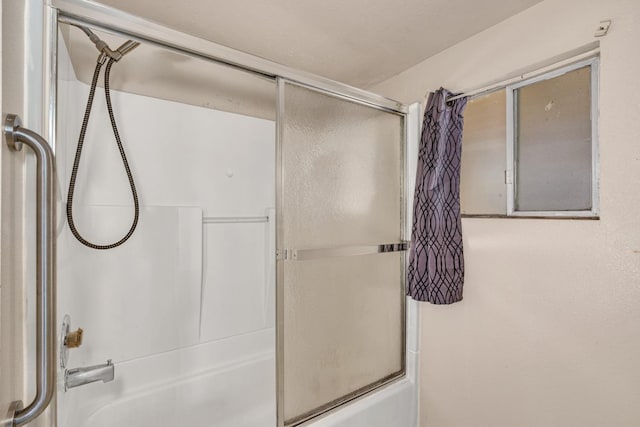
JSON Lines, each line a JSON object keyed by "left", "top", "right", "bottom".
{"left": 64, "top": 328, "right": 84, "bottom": 348}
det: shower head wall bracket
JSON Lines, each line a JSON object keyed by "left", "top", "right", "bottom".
{"left": 73, "top": 24, "right": 140, "bottom": 62}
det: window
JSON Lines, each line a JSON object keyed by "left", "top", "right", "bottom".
{"left": 461, "top": 57, "right": 599, "bottom": 218}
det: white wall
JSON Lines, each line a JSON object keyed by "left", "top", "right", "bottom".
{"left": 3, "top": 1, "right": 56, "bottom": 425}
{"left": 0, "top": 0, "right": 27, "bottom": 415}
{"left": 372, "top": 0, "right": 640, "bottom": 426}
{"left": 0, "top": 0, "right": 43, "bottom": 418}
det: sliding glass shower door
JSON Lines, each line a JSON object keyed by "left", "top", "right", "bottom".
{"left": 276, "top": 79, "right": 406, "bottom": 426}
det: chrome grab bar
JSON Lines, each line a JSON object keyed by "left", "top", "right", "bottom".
{"left": 3, "top": 114, "right": 56, "bottom": 426}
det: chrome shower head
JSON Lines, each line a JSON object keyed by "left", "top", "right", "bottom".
{"left": 116, "top": 40, "right": 140, "bottom": 57}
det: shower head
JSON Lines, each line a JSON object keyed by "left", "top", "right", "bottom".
{"left": 116, "top": 40, "right": 140, "bottom": 57}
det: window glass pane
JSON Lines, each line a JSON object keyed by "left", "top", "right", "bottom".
{"left": 515, "top": 66, "right": 592, "bottom": 211}
{"left": 460, "top": 89, "right": 507, "bottom": 214}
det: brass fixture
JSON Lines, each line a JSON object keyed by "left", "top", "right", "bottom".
{"left": 64, "top": 328, "right": 83, "bottom": 348}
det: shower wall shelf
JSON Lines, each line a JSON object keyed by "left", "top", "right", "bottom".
{"left": 202, "top": 216, "right": 270, "bottom": 224}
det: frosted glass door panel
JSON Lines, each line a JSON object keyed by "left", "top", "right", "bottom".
{"left": 283, "top": 254, "right": 404, "bottom": 422}
{"left": 278, "top": 81, "right": 405, "bottom": 426}
{"left": 280, "top": 84, "right": 402, "bottom": 248}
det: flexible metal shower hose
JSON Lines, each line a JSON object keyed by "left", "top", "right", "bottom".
{"left": 66, "top": 57, "right": 139, "bottom": 249}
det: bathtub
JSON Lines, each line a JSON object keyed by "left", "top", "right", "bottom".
{"left": 58, "top": 329, "right": 276, "bottom": 427}
{"left": 57, "top": 328, "right": 418, "bottom": 427}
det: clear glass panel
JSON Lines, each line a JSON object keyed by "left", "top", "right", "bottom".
{"left": 57, "top": 23, "right": 276, "bottom": 427}
{"left": 279, "top": 81, "right": 404, "bottom": 425}
{"left": 515, "top": 66, "right": 592, "bottom": 211}
{"left": 460, "top": 89, "right": 507, "bottom": 214}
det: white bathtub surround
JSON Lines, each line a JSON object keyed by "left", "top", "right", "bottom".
{"left": 58, "top": 205, "right": 203, "bottom": 365}
{"left": 201, "top": 219, "right": 274, "bottom": 342}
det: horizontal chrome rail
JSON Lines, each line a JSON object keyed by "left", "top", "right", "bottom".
{"left": 4, "top": 114, "right": 56, "bottom": 427}
{"left": 203, "top": 216, "right": 269, "bottom": 224}
{"left": 277, "top": 242, "right": 408, "bottom": 261}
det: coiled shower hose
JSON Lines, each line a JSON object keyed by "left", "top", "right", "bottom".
{"left": 66, "top": 57, "right": 139, "bottom": 249}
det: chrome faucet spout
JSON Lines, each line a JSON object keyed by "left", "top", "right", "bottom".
{"left": 65, "top": 359, "right": 114, "bottom": 391}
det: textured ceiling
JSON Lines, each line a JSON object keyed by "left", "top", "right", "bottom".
{"left": 95, "top": 0, "right": 543, "bottom": 88}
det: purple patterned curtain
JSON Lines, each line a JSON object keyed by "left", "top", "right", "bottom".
{"left": 407, "top": 88, "right": 467, "bottom": 304}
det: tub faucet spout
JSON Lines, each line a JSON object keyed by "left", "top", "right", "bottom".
{"left": 65, "top": 359, "right": 114, "bottom": 391}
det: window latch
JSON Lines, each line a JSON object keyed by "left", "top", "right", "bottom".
{"left": 504, "top": 169, "right": 513, "bottom": 184}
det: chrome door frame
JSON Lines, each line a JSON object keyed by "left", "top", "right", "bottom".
{"left": 275, "top": 78, "right": 409, "bottom": 426}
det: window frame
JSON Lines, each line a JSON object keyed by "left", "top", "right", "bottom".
{"left": 505, "top": 57, "right": 600, "bottom": 218}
